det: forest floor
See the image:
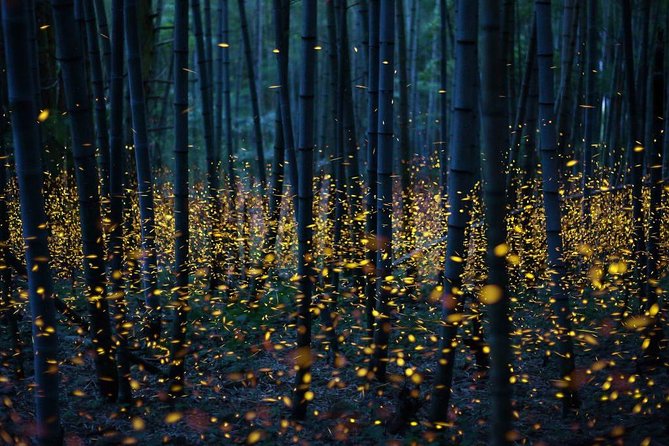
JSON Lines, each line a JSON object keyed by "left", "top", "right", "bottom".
{"left": 1, "top": 274, "right": 669, "bottom": 446}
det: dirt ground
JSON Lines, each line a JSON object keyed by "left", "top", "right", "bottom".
{"left": 1, "top": 279, "right": 668, "bottom": 446}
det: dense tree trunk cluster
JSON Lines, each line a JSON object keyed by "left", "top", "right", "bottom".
{"left": 0, "top": 1, "right": 667, "bottom": 445}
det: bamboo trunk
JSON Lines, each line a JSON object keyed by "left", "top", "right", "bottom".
{"left": 168, "top": 0, "right": 190, "bottom": 397}
{"left": 370, "top": 0, "right": 395, "bottom": 383}
{"left": 83, "top": 0, "right": 111, "bottom": 202}
{"left": 51, "top": 0, "right": 118, "bottom": 400}
{"left": 581, "top": 0, "right": 598, "bottom": 220}
{"left": 93, "top": 0, "right": 111, "bottom": 87}
{"left": 429, "top": 0, "right": 479, "bottom": 424}
{"left": 292, "top": 0, "right": 317, "bottom": 421}
{"left": 125, "top": 0, "right": 161, "bottom": 341}
{"left": 364, "top": 0, "right": 379, "bottom": 336}
{"left": 238, "top": 0, "right": 267, "bottom": 191}
{"left": 622, "top": 0, "right": 646, "bottom": 306}
{"left": 480, "top": 0, "right": 513, "bottom": 442}
{"left": 396, "top": 0, "right": 416, "bottom": 299}
{"left": 108, "top": 0, "right": 133, "bottom": 404}
{"left": 1, "top": 2, "right": 62, "bottom": 442}
{"left": 192, "top": 0, "right": 224, "bottom": 293}
{"left": 272, "top": 0, "right": 298, "bottom": 208}
{"left": 535, "top": 0, "right": 578, "bottom": 412}
{"left": 640, "top": 29, "right": 664, "bottom": 367}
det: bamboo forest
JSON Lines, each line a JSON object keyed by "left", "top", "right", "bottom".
{"left": 1, "top": 0, "right": 669, "bottom": 444}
